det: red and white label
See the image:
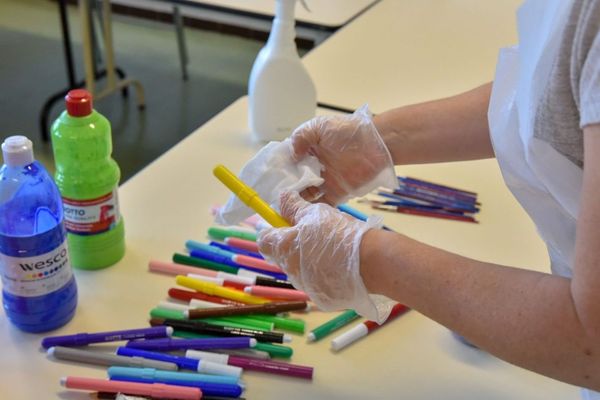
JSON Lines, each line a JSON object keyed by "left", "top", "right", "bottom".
{"left": 62, "top": 190, "right": 120, "bottom": 235}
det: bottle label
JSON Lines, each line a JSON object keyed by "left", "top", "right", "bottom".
{"left": 62, "top": 190, "right": 121, "bottom": 235}
{"left": 0, "top": 239, "right": 73, "bottom": 297}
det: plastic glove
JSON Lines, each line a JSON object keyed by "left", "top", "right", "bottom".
{"left": 257, "top": 191, "right": 395, "bottom": 323}
{"left": 291, "top": 104, "right": 397, "bottom": 205}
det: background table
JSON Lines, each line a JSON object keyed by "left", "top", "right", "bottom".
{"left": 303, "top": 0, "right": 524, "bottom": 113}
{"left": 0, "top": 97, "right": 579, "bottom": 399}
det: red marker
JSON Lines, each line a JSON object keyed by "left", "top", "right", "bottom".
{"left": 330, "top": 303, "right": 409, "bottom": 351}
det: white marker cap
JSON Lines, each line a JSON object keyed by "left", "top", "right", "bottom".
{"left": 197, "top": 360, "right": 242, "bottom": 378}
{"left": 283, "top": 334, "right": 292, "bottom": 343}
{"left": 306, "top": 332, "right": 316, "bottom": 342}
{"left": 237, "top": 269, "right": 272, "bottom": 279}
{"left": 217, "top": 271, "right": 255, "bottom": 286}
{"left": 189, "top": 299, "right": 223, "bottom": 309}
{"left": 186, "top": 349, "right": 229, "bottom": 364}
{"left": 330, "top": 324, "right": 368, "bottom": 351}
{"left": 159, "top": 300, "right": 190, "bottom": 311}
{"left": 59, "top": 377, "right": 67, "bottom": 387}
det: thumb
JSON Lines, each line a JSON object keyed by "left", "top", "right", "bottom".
{"left": 279, "top": 191, "right": 311, "bottom": 224}
{"left": 290, "top": 117, "right": 323, "bottom": 162}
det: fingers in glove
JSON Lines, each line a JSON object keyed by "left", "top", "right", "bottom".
{"left": 279, "top": 191, "right": 313, "bottom": 224}
{"left": 290, "top": 118, "right": 324, "bottom": 162}
{"left": 257, "top": 227, "right": 301, "bottom": 279}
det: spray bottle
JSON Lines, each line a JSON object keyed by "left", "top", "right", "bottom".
{"left": 248, "top": 0, "right": 316, "bottom": 142}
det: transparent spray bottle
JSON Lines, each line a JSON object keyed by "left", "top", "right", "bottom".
{"left": 248, "top": 0, "right": 316, "bottom": 142}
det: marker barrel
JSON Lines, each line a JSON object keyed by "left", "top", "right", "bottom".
{"left": 151, "top": 318, "right": 289, "bottom": 344}
{"left": 42, "top": 326, "right": 172, "bottom": 348}
{"left": 48, "top": 346, "right": 178, "bottom": 370}
{"left": 60, "top": 376, "right": 201, "bottom": 400}
{"left": 125, "top": 337, "right": 256, "bottom": 351}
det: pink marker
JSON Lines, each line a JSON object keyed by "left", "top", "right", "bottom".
{"left": 149, "top": 260, "right": 218, "bottom": 277}
{"left": 233, "top": 254, "right": 283, "bottom": 274}
{"left": 60, "top": 376, "right": 201, "bottom": 400}
{"left": 186, "top": 350, "right": 313, "bottom": 380}
{"left": 244, "top": 285, "right": 309, "bottom": 301}
{"left": 225, "top": 237, "right": 260, "bottom": 253}
{"left": 149, "top": 261, "right": 255, "bottom": 287}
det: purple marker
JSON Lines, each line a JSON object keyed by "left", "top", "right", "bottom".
{"left": 41, "top": 326, "right": 173, "bottom": 349}
{"left": 125, "top": 337, "right": 257, "bottom": 351}
{"left": 186, "top": 349, "right": 313, "bottom": 380}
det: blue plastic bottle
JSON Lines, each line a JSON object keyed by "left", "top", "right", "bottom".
{"left": 0, "top": 136, "right": 78, "bottom": 332}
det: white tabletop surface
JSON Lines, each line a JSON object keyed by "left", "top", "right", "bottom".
{"left": 176, "top": 0, "right": 379, "bottom": 28}
{"left": 303, "top": 0, "right": 524, "bottom": 113}
{"left": 0, "top": 97, "right": 579, "bottom": 399}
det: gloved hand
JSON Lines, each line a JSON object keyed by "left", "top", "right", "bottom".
{"left": 291, "top": 104, "right": 397, "bottom": 205}
{"left": 258, "top": 191, "right": 395, "bottom": 323}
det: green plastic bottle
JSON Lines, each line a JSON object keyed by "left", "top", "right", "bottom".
{"left": 50, "top": 89, "right": 125, "bottom": 270}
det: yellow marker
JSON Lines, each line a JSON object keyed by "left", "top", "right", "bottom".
{"left": 176, "top": 275, "right": 271, "bottom": 305}
{"left": 213, "top": 165, "right": 291, "bottom": 228}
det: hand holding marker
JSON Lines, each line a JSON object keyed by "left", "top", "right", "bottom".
{"left": 212, "top": 164, "right": 410, "bottom": 351}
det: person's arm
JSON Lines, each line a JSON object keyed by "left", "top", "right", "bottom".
{"left": 373, "top": 83, "right": 495, "bottom": 165}
{"left": 360, "top": 124, "right": 600, "bottom": 390}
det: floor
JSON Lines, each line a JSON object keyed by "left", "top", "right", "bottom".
{"left": 0, "top": 0, "right": 265, "bottom": 181}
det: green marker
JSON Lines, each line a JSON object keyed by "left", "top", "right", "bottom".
{"left": 173, "top": 329, "right": 293, "bottom": 359}
{"left": 251, "top": 314, "right": 305, "bottom": 334}
{"left": 172, "top": 253, "right": 238, "bottom": 274}
{"left": 208, "top": 227, "right": 257, "bottom": 242}
{"left": 307, "top": 309, "right": 359, "bottom": 342}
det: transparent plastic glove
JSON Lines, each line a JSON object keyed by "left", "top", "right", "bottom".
{"left": 291, "top": 104, "right": 397, "bottom": 205}
{"left": 257, "top": 191, "right": 395, "bottom": 323}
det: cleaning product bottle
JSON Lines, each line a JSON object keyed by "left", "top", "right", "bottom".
{"left": 248, "top": 0, "right": 316, "bottom": 142}
{"left": 0, "top": 135, "right": 78, "bottom": 332}
{"left": 51, "top": 89, "right": 125, "bottom": 270}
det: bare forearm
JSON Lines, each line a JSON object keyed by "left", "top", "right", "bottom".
{"left": 373, "top": 83, "right": 495, "bottom": 165}
{"left": 360, "top": 229, "right": 600, "bottom": 389}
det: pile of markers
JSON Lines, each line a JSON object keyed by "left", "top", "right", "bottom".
{"left": 361, "top": 176, "right": 481, "bottom": 223}
{"left": 45, "top": 221, "right": 410, "bottom": 399}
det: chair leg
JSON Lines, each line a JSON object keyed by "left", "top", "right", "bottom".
{"left": 173, "top": 5, "right": 189, "bottom": 81}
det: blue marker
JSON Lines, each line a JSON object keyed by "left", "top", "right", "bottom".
{"left": 338, "top": 204, "right": 393, "bottom": 231}
{"left": 116, "top": 347, "right": 242, "bottom": 377}
{"left": 209, "top": 241, "right": 264, "bottom": 260}
{"left": 187, "top": 240, "right": 264, "bottom": 260}
{"left": 107, "top": 366, "right": 241, "bottom": 386}
{"left": 110, "top": 375, "right": 243, "bottom": 398}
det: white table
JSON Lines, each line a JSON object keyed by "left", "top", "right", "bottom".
{"left": 112, "top": 0, "right": 379, "bottom": 45}
{"left": 304, "top": 0, "right": 524, "bottom": 113}
{"left": 178, "top": 0, "right": 380, "bottom": 29}
{"left": 0, "top": 97, "right": 578, "bottom": 399}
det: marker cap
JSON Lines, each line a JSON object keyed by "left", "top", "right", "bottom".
{"left": 330, "top": 324, "right": 368, "bottom": 351}
{"left": 197, "top": 360, "right": 242, "bottom": 378}
{"left": 186, "top": 350, "right": 229, "bottom": 364}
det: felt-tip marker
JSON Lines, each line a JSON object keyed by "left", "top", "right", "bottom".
{"left": 60, "top": 376, "right": 201, "bottom": 400}
{"left": 331, "top": 303, "right": 408, "bottom": 351}
{"left": 41, "top": 326, "right": 173, "bottom": 349}
{"left": 116, "top": 347, "right": 242, "bottom": 377}
{"left": 150, "top": 318, "right": 291, "bottom": 344}
{"left": 186, "top": 350, "right": 313, "bottom": 380}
